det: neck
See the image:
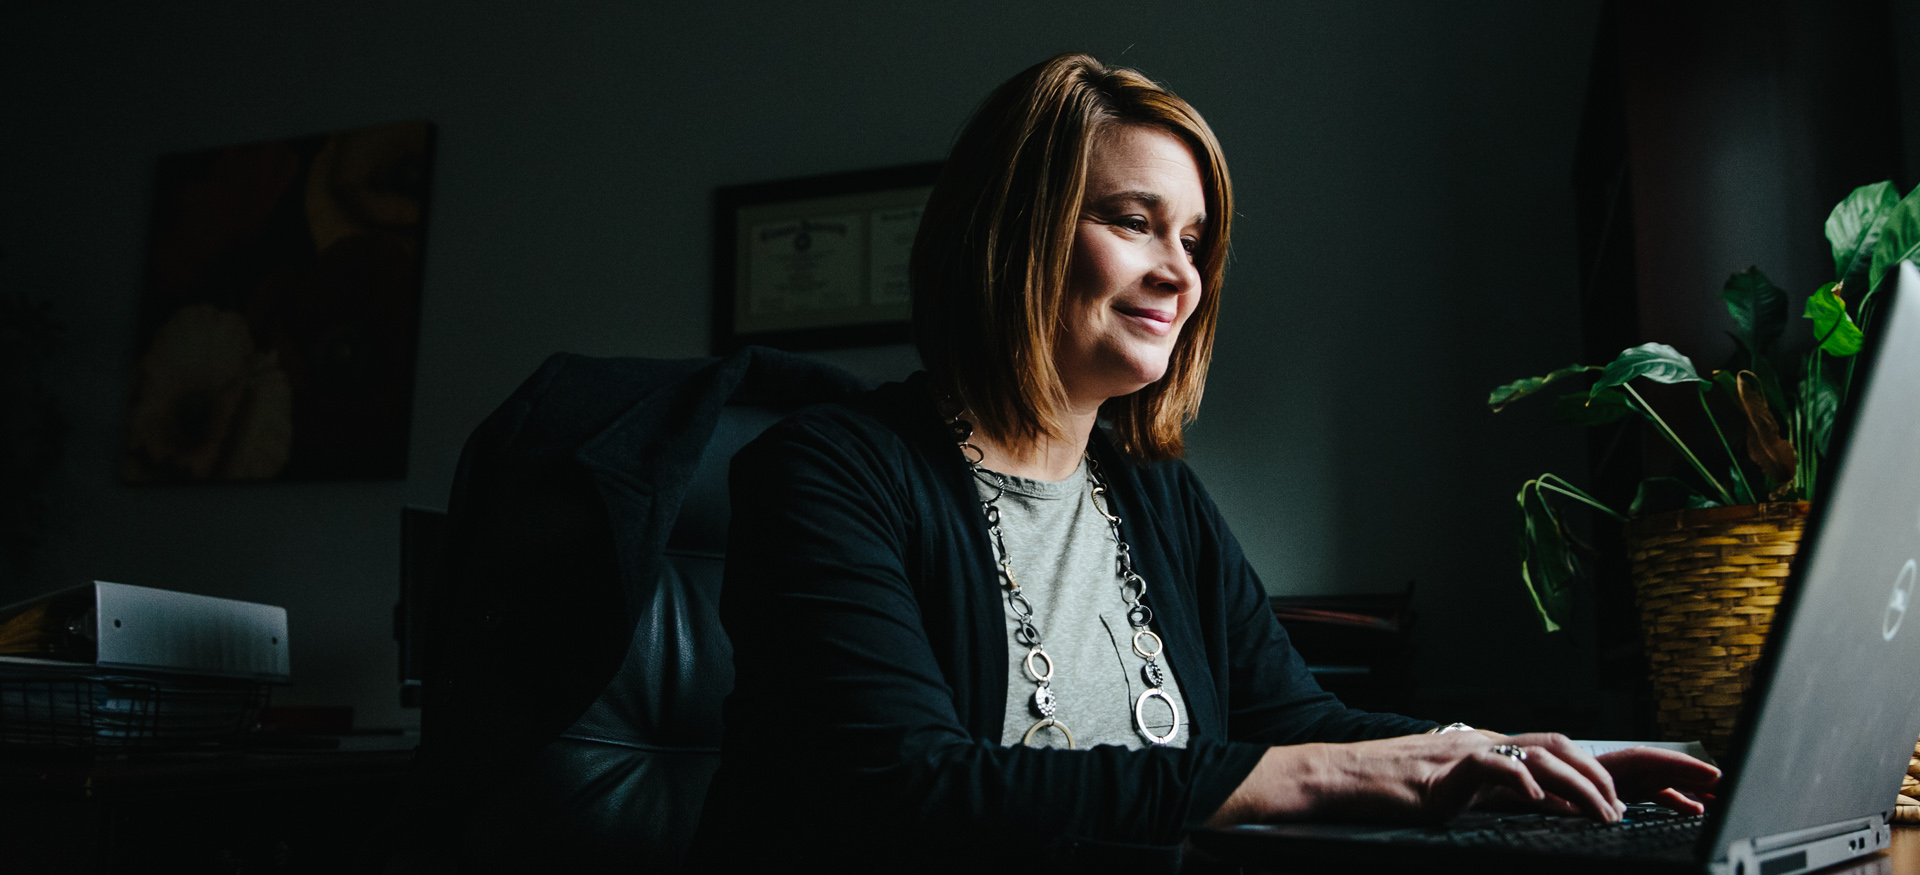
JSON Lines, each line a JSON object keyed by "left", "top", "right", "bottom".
{"left": 968, "top": 403, "right": 1101, "bottom": 482}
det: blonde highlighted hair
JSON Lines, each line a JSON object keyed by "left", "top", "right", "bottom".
{"left": 910, "top": 52, "right": 1232, "bottom": 462}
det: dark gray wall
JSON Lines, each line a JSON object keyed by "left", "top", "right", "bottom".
{"left": 0, "top": 1, "right": 1651, "bottom": 731}
{"left": 1907, "top": 1, "right": 1920, "bottom": 181}
{"left": 1620, "top": 0, "right": 1914, "bottom": 381}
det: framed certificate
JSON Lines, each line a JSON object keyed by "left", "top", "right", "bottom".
{"left": 712, "top": 161, "right": 941, "bottom": 353}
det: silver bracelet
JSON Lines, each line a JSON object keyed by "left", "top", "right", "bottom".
{"left": 1429, "top": 722, "right": 1475, "bottom": 735}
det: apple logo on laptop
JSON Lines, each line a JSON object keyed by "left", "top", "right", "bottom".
{"left": 1885, "top": 559, "right": 1917, "bottom": 642}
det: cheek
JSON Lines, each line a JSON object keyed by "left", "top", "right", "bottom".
{"left": 1066, "top": 228, "right": 1097, "bottom": 288}
{"left": 1070, "top": 233, "right": 1127, "bottom": 293}
{"left": 1064, "top": 252, "right": 1109, "bottom": 327}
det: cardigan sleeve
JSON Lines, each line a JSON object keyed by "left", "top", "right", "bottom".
{"left": 702, "top": 414, "right": 1267, "bottom": 871}
{"left": 1169, "top": 462, "right": 1439, "bottom": 745}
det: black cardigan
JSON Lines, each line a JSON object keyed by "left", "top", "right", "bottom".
{"left": 689, "top": 374, "right": 1434, "bottom": 873}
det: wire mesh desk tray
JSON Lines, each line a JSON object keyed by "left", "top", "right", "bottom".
{"left": 0, "top": 660, "right": 269, "bottom": 751}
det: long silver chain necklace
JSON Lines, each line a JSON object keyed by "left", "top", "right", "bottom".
{"left": 949, "top": 414, "right": 1182, "bottom": 748}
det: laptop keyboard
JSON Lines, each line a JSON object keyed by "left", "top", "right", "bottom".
{"left": 1408, "top": 805, "right": 1704, "bottom": 857}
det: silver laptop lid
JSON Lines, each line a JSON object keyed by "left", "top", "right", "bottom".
{"left": 1709, "top": 261, "right": 1920, "bottom": 858}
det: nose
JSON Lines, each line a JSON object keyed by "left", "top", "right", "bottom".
{"left": 1145, "top": 238, "right": 1200, "bottom": 297}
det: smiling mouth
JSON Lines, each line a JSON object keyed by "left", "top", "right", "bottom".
{"left": 1115, "top": 304, "right": 1175, "bottom": 333}
{"left": 1115, "top": 305, "right": 1173, "bottom": 324}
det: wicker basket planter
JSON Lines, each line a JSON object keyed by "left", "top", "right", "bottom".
{"left": 1624, "top": 501, "right": 1810, "bottom": 760}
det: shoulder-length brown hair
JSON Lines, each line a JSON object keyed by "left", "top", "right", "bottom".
{"left": 910, "top": 52, "right": 1232, "bottom": 462}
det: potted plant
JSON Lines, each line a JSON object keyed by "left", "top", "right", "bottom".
{"left": 1489, "top": 180, "right": 1920, "bottom": 753}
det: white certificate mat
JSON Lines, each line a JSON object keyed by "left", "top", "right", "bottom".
{"left": 730, "top": 185, "right": 931, "bottom": 334}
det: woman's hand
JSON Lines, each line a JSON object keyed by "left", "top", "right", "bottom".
{"left": 1209, "top": 731, "right": 1715, "bottom": 827}
{"left": 1595, "top": 746, "right": 1721, "bottom": 815}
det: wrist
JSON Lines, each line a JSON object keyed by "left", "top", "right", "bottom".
{"left": 1207, "top": 744, "right": 1329, "bottom": 827}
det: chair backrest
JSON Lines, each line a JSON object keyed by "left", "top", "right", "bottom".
{"left": 454, "top": 404, "right": 784, "bottom": 871}
{"left": 384, "top": 349, "right": 863, "bottom": 874}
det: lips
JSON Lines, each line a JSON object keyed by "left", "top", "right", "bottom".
{"left": 1114, "top": 303, "right": 1175, "bottom": 336}
{"left": 1115, "top": 304, "right": 1174, "bottom": 325}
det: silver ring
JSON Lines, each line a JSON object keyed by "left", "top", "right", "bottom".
{"left": 1134, "top": 688, "right": 1181, "bottom": 746}
{"left": 1490, "top": 744, "right": 1528, "bottom": 762}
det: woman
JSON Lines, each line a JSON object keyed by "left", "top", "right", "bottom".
{"left": 688, "top": 53, "right": 1716, "bottom": 872}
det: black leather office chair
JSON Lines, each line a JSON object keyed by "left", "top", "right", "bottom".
{"left": 389, "top": 350, "right": 863, "bottom": 873}
{"left": 456, "top": 403, "right": 783, "bottom": 870}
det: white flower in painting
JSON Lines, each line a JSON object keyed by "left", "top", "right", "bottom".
{"left": 123, "top": 303, "right": 293, "bottom": 481}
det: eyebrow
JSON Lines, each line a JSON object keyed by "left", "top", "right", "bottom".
{"left": 1085, "top": 190, "right": 1207, "bottom": 226}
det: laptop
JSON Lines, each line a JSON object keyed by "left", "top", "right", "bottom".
{"left": 1193, "top": 261, "right": 1920, "bottom": 875}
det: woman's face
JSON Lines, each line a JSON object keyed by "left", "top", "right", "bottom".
{"left": 1056, "top": 124, "right": 1207, "bottom": 410}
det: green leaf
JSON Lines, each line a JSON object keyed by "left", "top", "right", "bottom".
{"left": 1728, "top": 467, "right": 1755, "bottom": 505}
{"left": 1804, "top": 282, "right": 1864, "bottom": 356}
{"left": 1629, "top": 476, "right": 1715, "bottom": 517}
{"left": 1753, "top": 351, "right": 1789, "bottom": 422}
{"left": 1721, "top": 267, "right": 1788, "bottom": 356}
{"left": 1511, "top": 492, "right": 1553, "bottom": 631}
{"left": 1869, "top": 183, "right": 1920, "bottom": 297}
{"left": 1549, "top": 387, "right": 1634, "bottom": 426}
{"left": 1826, "top": 181, "right": 1899, "bottom": 281}
{"left": 1489, "top": 364, "right": 1593, "bottom": 412}
{"left": 1803, "top": 365, "right": 1842, "bottom": 457}
{"left": 1590, "top": 343, "right": 1704, "bottom": 399}
{"left": 1514, "top": 482, "right": 1576, "bottom": 632}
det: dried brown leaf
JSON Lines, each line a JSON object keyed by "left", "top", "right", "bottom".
{"left": 1736, "top": 371, "right": 1797, "bottom": 485}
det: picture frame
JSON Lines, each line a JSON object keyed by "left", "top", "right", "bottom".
{"left": 121, "top": 120, "right": 436, "bottom": 484}
{"left": 711, "top": 161, "right": 941, "bottom": 354}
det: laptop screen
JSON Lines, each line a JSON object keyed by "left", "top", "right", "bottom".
{"left": 1710, "top": 262, "right": 1920, "bottom": 855}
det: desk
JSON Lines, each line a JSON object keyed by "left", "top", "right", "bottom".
{"left": 1195, "top": 824, "right": 1920, "bottom": 874}
{"left": 0, "top": 741, "right": 414, "bottom": 874}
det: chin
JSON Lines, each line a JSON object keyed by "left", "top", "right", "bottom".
{"left": 1132, "top": 345, "right": 1177, "bottom": 382}
{"left": 1069, "top": 340, "right": 1177, "bottom": 402}
{"left": 1108, "top": 355, "right": 1173, "bottom": 394}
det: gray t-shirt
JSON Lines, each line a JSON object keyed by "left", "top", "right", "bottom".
{"left": 974, "top": 459, "right": 1189, "bottom": 750}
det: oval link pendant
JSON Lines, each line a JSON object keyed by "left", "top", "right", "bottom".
{"left": 1134, "top": 688, "right": 1180, "bottom": 746}
{"left": 1022, "top": 717, "right": 1076, "bottom": 749}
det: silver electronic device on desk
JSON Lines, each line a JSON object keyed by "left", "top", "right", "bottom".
{"left": 0, "top": 581, "right": 289, "bottom": 749}
{"left": 1194, "top": 261, "right": 1920, "bottom": 875}
{"left": 0, "top": 580, "right": 289, "bottom": 681}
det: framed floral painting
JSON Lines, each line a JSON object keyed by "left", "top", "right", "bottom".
{"left": 121, "top": 121, "right": 435, "bottom": 483}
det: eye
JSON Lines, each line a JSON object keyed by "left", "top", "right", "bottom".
{"left": 1117, "top": 216, "right": 1150, "bottom": 234}
{"left": 1180, "top": 237, "right": 1198, "bottom": 254}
